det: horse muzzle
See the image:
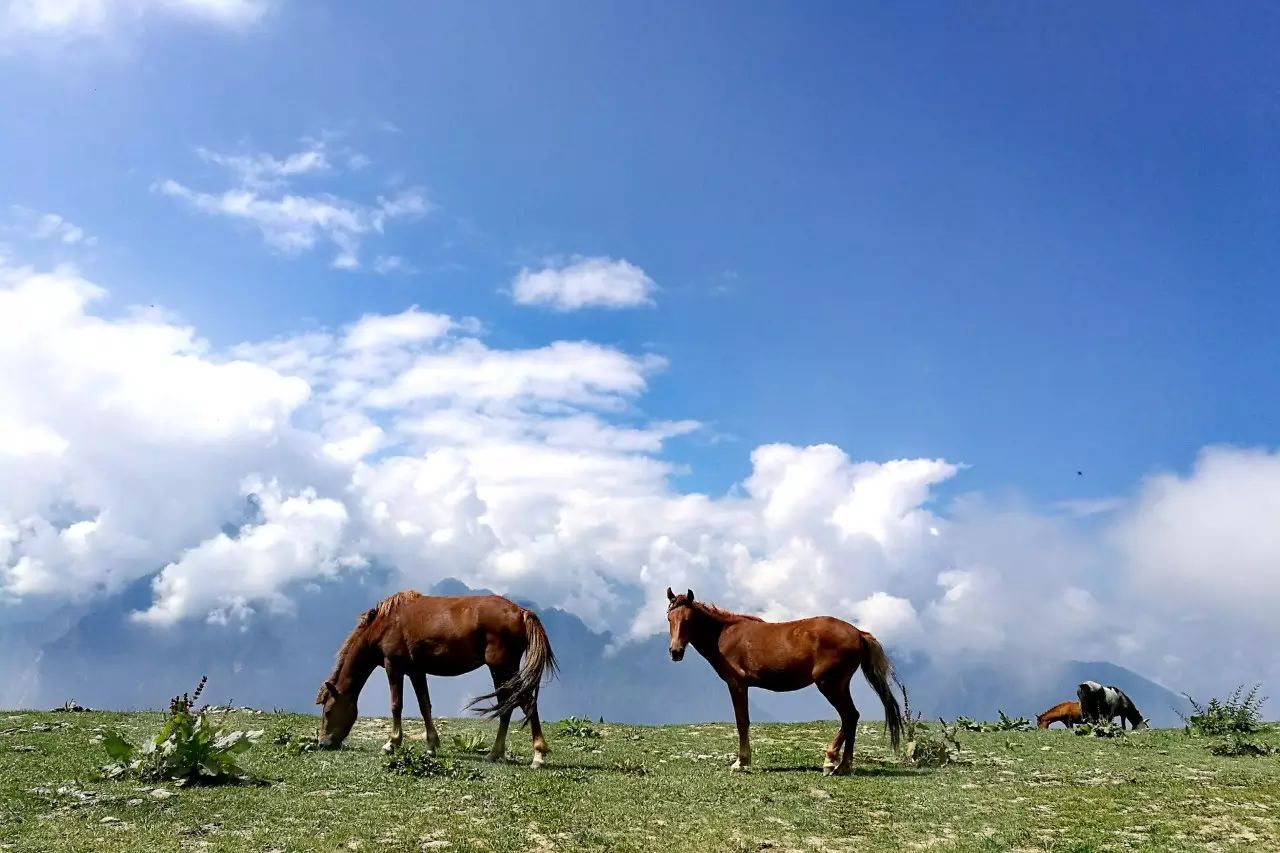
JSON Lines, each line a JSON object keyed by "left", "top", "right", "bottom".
{"left": 669, "top": 647, "right": 685, "bottom": 662}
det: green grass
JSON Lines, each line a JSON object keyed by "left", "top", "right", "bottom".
{"left": 3, "top": 710, "right": 1280, "bottom": 852}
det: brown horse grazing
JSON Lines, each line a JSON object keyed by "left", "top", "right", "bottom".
{"left": 665, "top": 588, "right": 903, "bottom": 776}
{"left": 1036, "top": 700, "right": 1083, "bottom": 729}
{"left": 315, "top": 590, "right": 558, "bottom": 767}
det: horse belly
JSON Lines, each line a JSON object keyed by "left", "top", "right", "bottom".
{"left": 748, "top": 661, "right": 814, "bottom": 692}
{"left": 410, "top": 639, "right": 486, "bottom": 677}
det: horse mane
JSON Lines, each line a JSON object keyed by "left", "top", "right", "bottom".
{"left": 317, "top": 590, "right": 423, "bottom": 701}
{"left": 692, "top": 600, "right": 765, "bottom": 624}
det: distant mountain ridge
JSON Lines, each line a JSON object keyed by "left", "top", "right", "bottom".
{"left": 418, "top": 579, "right": 1188, "bottom": 727}
{"left": 10, "top": 576, "right": 1188, "bottom": 727}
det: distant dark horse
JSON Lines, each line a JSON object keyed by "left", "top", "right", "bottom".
{"left": 1077, "top": 681, "right": 1147, "bottom": 730}
{"left": 665, "top": 588, "right": 903, "bottom": 775}
{"left": 1036, "top": 700, "right": 1083, "bottom": 729}
{"left": 315, "top": 590, "right": 558, "bottom": 766}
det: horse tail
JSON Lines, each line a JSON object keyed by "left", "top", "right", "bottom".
{"left": 468, "top": 609, "right": 559, "bottom": 721}
{"left": 860, "top": 631, "right": 903, "bottom": 752}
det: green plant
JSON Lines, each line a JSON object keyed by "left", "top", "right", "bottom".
{"left": 1179, "top": 685, "right": 1267, "bottom": 736}
{"left": 99, "top": 677, "right": 263, "bottom": 785}
{"left": 952, "top": 712, "right": 1030, "bottom": 733}
{"left": 270, "top": 727, "right": 319, "bottom": 754}
{"left": 894, "top": 675, "right": 961, "bottom": 767}
{"left": 557, "top": 716, "right": 602, "bottom": 738}
{"left": 383, "top": 745, "right": 483, "bottom": 780}
{"left": 450, "top": 731, "right": 490, "bottom": 754}
{"left": 994, "top": 710, "right": 1032, "bottom": 732}
{"left": 1074, "top": 721, "right": 1126, "bottom": 738}
{"left": 1209, "top": 733, "right": 1276, "bottom": 757}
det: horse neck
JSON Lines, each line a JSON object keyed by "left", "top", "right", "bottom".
{"left": 688, "top": 607, "right": 730, "bottom": 662}
{"left": 335, "top": 629, "right": 381, "bottom": 699}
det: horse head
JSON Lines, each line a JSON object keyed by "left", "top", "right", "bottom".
{"left": 665, "top": 587, "right": 696, "bottom": 662}
{"left": 315, "top": 679, "right": 359, "bottom": 749}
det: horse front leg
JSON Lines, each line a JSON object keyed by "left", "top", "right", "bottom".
{"left": 729, "top": 682, "right": 751, "bottom": 771}
{"left": 408, "top": 671, "right": 440, "bottom": 755}
{"left": 382, "top": 663, "right": 404, "bottom": 754}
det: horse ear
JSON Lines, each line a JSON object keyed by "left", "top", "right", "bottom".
{"left": 315, "top": 681, "right": 334, "bottom": 705}
{"left": 666, "top": 587, "right": 675, "bottom": 602}
{"left": 686, "top": 589, "right": 694, "bottom": 603}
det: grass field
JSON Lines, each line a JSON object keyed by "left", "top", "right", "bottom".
{"left": 3, "top": 709, "right": 1279, "bottom": 852}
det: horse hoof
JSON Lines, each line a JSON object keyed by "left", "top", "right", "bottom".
{"left": 382, "top": 741, "right": 397, "bottom": 754}
{"left": 730, "top": 760, "right": 748, "bottom": 773}
{"left": 485, "top": 753, "right": 506, "bottom": 764}
{"left": 822, "top": 763, "right": 836, "bottom": 777}
{"left": 531, "top": 752, "right": 546, "bottom": 769}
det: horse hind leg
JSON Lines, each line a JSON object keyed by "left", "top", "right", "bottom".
{"left": 824, "top": 729, "right": 846, "bottom": 775}
{"left": 817, "top": 673, "right": 859, "bottom": 776}
{"left": 521, "top": 697, "right": 549, "bottom": 769}
{"left": 485, "top": 664, "right": 517, "bottom": 763}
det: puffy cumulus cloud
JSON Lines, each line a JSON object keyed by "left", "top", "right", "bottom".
{"left": 1, "top": 0, "right": 268, "bottom": 40}
{"left": 134, "top": 479, "right": 354, "bottom": 628}
{"left": 512, "top": 256, "right": 657, "bottom": 311}
{"left": 1109, "top": 447, "right": 1280, "bottom": 692}
{"left": 3, "top": 258, "right": 1279, "bottom": 699}
{"left": 156, "top": 142, "right": 429, "bottom": 270}
{"left": 0, "top": 263, "right": 315, "bottom": 609}
{"left": 1117, "top": 446, "right": 1280, "bottom": 617}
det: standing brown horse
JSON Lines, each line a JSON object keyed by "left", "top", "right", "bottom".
{"left": 315, "top": 590, "right": 557, "bottom": 767}
{"left": 665, "top": 587, "right": 902, "bottom": 775}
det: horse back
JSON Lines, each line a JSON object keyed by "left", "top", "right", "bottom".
{"left": 721, "top": 615, "right": 865, "bottom": 690}
{"left": 378, "top": 594, "right": 527, "bottom": 673}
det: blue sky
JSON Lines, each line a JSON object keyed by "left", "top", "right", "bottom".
{"left": 4, "top": 1, "right": 1275, "bottom": 500}
{"left": 2, "top": 2, "right": 1279, "bottom": 709}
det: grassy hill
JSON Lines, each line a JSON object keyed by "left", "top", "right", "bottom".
{"left": 3, "top": 709, "right": 1279, "bottom": 852}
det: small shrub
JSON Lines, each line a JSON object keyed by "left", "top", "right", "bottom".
{"left": 557, "top": 716, "right": 602, "bottom": 738}
{"left": 1209, "top": 734, "right": 1276, "bottom": 757}
{"left": 51, "top": 700, "right": 92, "bottom": 713}
{"left": 1074, "top": 722, "right": 1126, "bottom": 738}
{"left": 905, "top": 719, "right": 962, "bottom": 767}
{"left": 952, "top": 712, "right": 1029, "bottom": 733}
{"left": 451, "top": 731, "right": 490, "bottom": 754}
{"left": 270, "top": 728, "right": 319, "bottom": 754}
{"left": 1179, "top": 685, "right": 1267, "bottom": 736}
{"left": 99, "top": 677, "right": 263, "bottom": 785}
{"left": 994, "top": 710, "right": 1032, "bottom": 732}
{"left": 894, "top": 674, "right": 961, "bottom": 767}
{"left": 383, "top": 745, "right": 483, "bottom": 780}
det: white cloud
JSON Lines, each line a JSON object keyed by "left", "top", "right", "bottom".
{"left": 5, "top": 206, "right": 95, "bottom": 247}
{"left": 134, "top": 479, "right": 354, "bottom": 627}
{"left": 196, "top": 142, "right": 330, "bottom": 190}
{"left": 3, "top": 258, "right": 1279, "bottom": 698}
{"left": 1, "top": 0, "right": 268, "bottom": 40}
{"left": 1117, "top": 446, "right": 1280, "bottom": 623}
{"left": 372, "top": 255, "right": 414, "bottom": 275}
{"left": 512, "top": 256, "right": 657, "bottom": 311}
{"left": 344, "top": 307, "right": 453, "bottom": 351}
{"left": 156, "top": 143, "right": 429, "bottom": 270}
